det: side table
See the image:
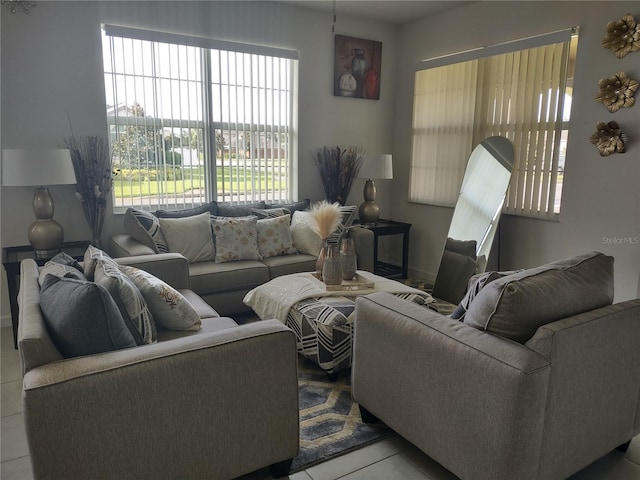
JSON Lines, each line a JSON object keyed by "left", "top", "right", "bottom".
{"left": 2, "top": 241, "right": 90, "bottom": 348}
{"left": 356, "top": 219, "right": 411, "bottom": 279}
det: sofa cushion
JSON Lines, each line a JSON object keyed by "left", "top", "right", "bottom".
{"left": 158, "top": 212, "right": 216, "bottom": 263}
{"left": 211, "top": 216, "right": 261, "bottom": 263}
{"left": 216, "top": 201, "right": 266, "bottom": 217}
{"left": 39, "top": 275, "right": 137, "bottom": 358}
{"left": 123, "top": 208, "right": 169, "bottom": 253}
{"left": 91, "top": 247, "right": 157, "bottom": 345}
{"left": 290, "top": 210, "right": 323, "bottom": 256}
{"left": 155, "top": 201, "right": 217, "bottom": 218}
{"left": 265, "top": 198, "right": 311, "bottom": 215}
{"left": 464, "top": 251, "right": 615, "bottom": 343}
{"left": 262, "top": 254, "right": 318, "bottom": 278}
{"left": 189, "top": 260, "right": 269, "bottom": 294}
{"left": 120, "top": 265, "right": 202, "bottom": 331}
{"left": 257, "top": 214, "right": 298, "bottom": 258}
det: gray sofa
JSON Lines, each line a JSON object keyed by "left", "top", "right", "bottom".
{"left": 352, "top": 252, "right": 640, "bottom": 480}
{"left": 18, "top": 253, "right": 299, "bottom": 480}
{"left": 110, "top": 201, "right": 374, "bottom": 315}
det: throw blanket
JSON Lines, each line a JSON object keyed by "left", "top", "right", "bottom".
{"left": 243, "top": 271, "right": 433, "bottom": 322}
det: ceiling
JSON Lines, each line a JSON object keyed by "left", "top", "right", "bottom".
{"left": 278, "top": 0, "right": 474, "bottom": 26}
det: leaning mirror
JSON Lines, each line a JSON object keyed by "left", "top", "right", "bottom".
{"left": 431, "top": 136, "right": 515, "bottom": 306}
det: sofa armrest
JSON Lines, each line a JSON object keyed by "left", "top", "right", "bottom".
{"left": 348, "top": 226, "right": 374, "bottom": 272}
{"left": 110, "top": 233, "right": 155, "bottom": 257}
{"left": 23, "top": 320, "right": 299, "bottom": 480}
{"left": 352, "top": 292, "right": 550, "bottom": 479}
{"left": 115, "top": 253, "right": 190, "bottom": 290}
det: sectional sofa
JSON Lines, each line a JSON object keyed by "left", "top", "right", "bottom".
{"left": 109, "top": 200, "right": 374, "bottom": 315}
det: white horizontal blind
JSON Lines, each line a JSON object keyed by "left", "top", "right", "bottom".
{"left": 410, "top": 29, "right": 577, "bottom": 219}
{"left": 102, "top": 25, "right": 298, "bottom": 211}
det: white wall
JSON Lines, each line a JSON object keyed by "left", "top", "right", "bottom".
{"left": 393, "top": 1, "right": 640, "bottom": 302}
{"left": 0, "top": 0, "right": 398, "bottom": 323}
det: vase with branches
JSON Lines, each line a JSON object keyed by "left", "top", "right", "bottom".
{"left": 62, "top": 135, "right": 114, "bottom": 247}
{"left": 309, "top": 201, "right": 342, "bottom": 283}
{"left": 314, "top": 146, "right": 365, "bottom": 205}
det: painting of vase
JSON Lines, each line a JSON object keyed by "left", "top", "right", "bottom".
{"left": 334, "top": 35, "right": 382, "bottom": 100}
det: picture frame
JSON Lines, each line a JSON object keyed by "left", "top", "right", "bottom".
{"left": 334, "top": 34, "right": 382, "bottom": 100}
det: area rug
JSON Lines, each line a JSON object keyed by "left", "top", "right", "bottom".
{"left": 290, "top": 356, "right": 392, "bottom": 473}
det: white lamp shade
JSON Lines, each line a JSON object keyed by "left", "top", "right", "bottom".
{"left": 359, "top": 154, "right": 393, "bottom": 180}
{"left": 2, "top": 149, "right": 76, "bottom": 187}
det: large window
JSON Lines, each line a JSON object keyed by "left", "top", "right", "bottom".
{"left": 409, "top": 28, "right": 578, "bottom": 220}
{"left": 102, "top": 25, "right": 298, "bottom": 212}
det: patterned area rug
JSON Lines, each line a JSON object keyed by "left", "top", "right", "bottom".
{"left": 290, "top": 356, "right": 392, "bottom": 473}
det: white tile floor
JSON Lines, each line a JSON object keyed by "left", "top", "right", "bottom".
{"left": 2, "top": 325, "right": 640, "bottom": 480}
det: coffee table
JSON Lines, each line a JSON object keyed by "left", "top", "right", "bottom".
{"left": 244, "top": 271, "right": 432, "bottom": 377}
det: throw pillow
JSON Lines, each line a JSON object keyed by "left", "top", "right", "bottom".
{"left": 38, "top": 252, "right": 86, "bottom": 286}
{"left": 250, "top": 207, "right": 290, "bottom": 219}
{"left": 92, "top": 251, "right": 156, "bottom": 345}
{"left": 464, "top": 251, "right": 615, "bottom": 343}
{"left": 123, "top": 208, "right": 169, "bottom": 253}
{"left": 39, "top": 275, "right": 137, "bottom": 358}
{"left": 155, "top": 201, "right": 218, "bottom": 218}
{"left": 158, "top": 212, "right": 216, "bottom": 263}
{"left": 257, "top": 214, "right": 298, "bottom": 258}
{"left": 216, "top": 201, "right": 266, "bottom": 217}
{"left": 290, "top": 210, "right": 323, "bottom": 256}
{"left": 265, "top": 198, "right": 311, "bottom": 215}
{"left": 450, "top": 270, "right": 518, "bottom": 321}
{"left": 325, "top": 205, "right": 357, "bottom": 245}
{"left": 211, "top": 215, "right": 261, "bottom": 263}
{"left": 119, "top": 265, "right": 201, "bottom": 331}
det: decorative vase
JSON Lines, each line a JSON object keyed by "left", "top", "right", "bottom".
{"left": 322, "top": 243, "right": 343, "bottom": 286}
{"left": 338, "top": 72, "right": 357, "bottom": 97}
{"left": 364, "top": 67, "right": 379, "bottom": 99}
{"left": 351, "top": 49, "right": 367, "bottom": 97}
{"left": 340, "top": 238, "right": 357, "bottom": 280}
{"left": 316, "top": 242, "right": 327, "bottom": 279}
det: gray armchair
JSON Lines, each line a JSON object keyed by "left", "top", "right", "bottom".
{"left": 352, "top": 252, "right": 640, "bottom": 480}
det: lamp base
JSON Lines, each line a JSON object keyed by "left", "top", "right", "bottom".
{"left": 28, "top": 219, "right": 64, "bottom": 259}
{"left": 359, "top": 201, "right": 380, "bottom": 224}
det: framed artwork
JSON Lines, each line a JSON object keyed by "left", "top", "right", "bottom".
{"left": 334, "top": 34, "right": 382, "bottom": 100}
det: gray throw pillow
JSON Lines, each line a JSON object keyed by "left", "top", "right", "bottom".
{"left": 464, "top": 251, "right": 615, "bottom": 343}
{"left": 123, "top": 208, "right": 169, "bottom": 253}
{"left": 450, "top": 270, "right": 519, "bottom": 321}
{"left": 216, "top": 201, "right": 266, "bottom": 217}
{"left": 155, "top": 201, "right": 218, "bottom": 218}
{"left": 39, "top": 275, "right": 137, "bottom": 358}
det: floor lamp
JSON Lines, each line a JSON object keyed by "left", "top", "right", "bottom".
{"left": 358, "top": 154, "right": 393, "bottom": 224}
{"left": 2, "top": 149, "right": 77, "bottom": 258}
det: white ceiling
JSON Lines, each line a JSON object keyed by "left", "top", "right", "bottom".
{"left": 278, "top": 0, "right": 475, "bottom": 25}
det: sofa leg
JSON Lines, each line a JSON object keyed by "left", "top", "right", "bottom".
{"left": 616, "top": 440, "right": 631, "bottom": 452}
{"left": 359, "top": 405, "right": 379, "bottom": 424}
{"left": 269, "top": 458, "right": 293, "bottom": 478}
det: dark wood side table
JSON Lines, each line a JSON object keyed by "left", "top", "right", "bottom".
{"left": 2, "top": 241, "right": 90, "bottom": 349}
{"left": 356, "top": 219, "right": 411, "bottom": 279}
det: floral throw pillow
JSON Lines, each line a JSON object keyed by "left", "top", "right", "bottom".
{"left": 119, "top": 265, "right": 201, "bottom": 331}
{"left": 257, "top": 214, "right": 298, "bottom": 258}
{"left": 211, "top": 216, "right": 261, "bottom": 263}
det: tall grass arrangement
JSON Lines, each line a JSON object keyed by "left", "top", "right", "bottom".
{"left": 62, "top": 135, "right": 114, "bottom": 247}
{"left": 314, "top": 146, "right": 365, "bottom": 205}
{"left": 309, "top": 201, "right": 342, "bottom": 241}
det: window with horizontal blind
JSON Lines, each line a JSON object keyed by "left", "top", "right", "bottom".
{"left": 409, "top": 28, "right": 578, "bottom": 220}
{"left": 102, "top": 25, "right": 298, "bottom": 212}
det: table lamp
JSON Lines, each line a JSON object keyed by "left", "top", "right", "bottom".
{"left": 2, "top": 149, "right": 77, "bottom": 258}
{"left": 358, "top": 154, "right": 393, "bottom": 224}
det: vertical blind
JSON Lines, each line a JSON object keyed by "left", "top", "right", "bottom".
{"left": 102, "top": 25, "right": 298, "bottom": 212}
{"left": 409, "top": 28, "right": 578, "bottom": 220}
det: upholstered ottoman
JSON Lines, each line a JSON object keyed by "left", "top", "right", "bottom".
{"left": 286, "top": 293, "right": 427, "bottom": 377}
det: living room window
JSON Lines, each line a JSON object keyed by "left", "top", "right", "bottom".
{"left": 409, "top": 28, "right": 578, "bottom": 220}
{"left": 102, "top": 25, "right": 298, "bottom": 212}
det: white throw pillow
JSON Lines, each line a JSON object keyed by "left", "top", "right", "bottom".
{"left": 290, "top": 210, "right": 323, "bottom": 256}
{"left": 158, "top": 212, "right": 215, "bottom": 263}
{"left": 257, "top": 214, "right": 298, "bottom": 258}
{"left": 211, "top": 216, "right": 261, "bottom": 263}
{"left": 119, "top": 265, "right": 201, "bottom": 331}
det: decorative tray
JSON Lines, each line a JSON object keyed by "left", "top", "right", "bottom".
{"left": 311, "top": 273, "right": 375, "bottom": 291}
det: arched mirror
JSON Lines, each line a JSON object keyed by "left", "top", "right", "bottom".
{"left": 431, "top": 136, "right": 515, "bottom": 306}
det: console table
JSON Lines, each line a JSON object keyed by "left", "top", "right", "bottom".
{"left": 2, "top": 241, "right": 90, "bottom": 348}
{"left": 356, "top": 219, "right": 411, "bottom": 279}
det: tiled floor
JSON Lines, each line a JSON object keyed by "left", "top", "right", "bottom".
{"left": 2, "top": 325, "right": 640, "bottom": 480}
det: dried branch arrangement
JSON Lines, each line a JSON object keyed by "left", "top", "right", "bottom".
{"left": 314, "top": 146, "right": 365, "bottom": 205}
